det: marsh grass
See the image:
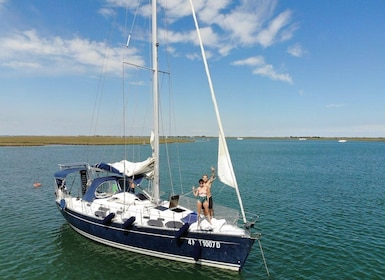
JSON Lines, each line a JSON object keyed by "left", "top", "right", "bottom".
{"left": 0, "top": 136, "right": 193, "bottom": 146}
{"left": 1, "top": 136, "right": 384, "bottom": 146}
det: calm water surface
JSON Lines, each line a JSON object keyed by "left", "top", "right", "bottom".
{"left": 1, "top": 140, "right": 385, "bottom": 279}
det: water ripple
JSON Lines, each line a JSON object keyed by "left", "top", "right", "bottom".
{"left": 2, "top": 142, "right": 385, "bottom": 279}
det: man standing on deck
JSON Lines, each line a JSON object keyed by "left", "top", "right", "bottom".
{"left": 203, "top": 166, "right": 216, "bottom": 219}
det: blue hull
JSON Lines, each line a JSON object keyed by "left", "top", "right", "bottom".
{"left": 56, "top": 203, "right": 255, "bottom": 270}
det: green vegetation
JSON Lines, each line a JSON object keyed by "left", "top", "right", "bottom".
{"left": 230, "top": 136, "right": 385, "bottom": 142}
{"left": 1, "top": 136, "right": 384, "bottom": 146}
{"left": 0, "top": 136, "right": 193, "bottom": 146}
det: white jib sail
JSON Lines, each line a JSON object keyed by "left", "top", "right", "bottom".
{"left": 189, "top": 0, "right": 247, "bottom": 223}
{"left": 217, "top": 133, "right": 237, "bottom": 188}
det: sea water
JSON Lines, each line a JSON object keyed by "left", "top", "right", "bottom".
{"left": 0, "top": 139, "right": 384, "bottom": 279}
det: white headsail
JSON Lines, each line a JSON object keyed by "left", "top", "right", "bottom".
{"left": 218, "top": 134, "right": 237, "bottom": 188}
{"left": 188, "top": 0, "right": 247, "bottom": 223}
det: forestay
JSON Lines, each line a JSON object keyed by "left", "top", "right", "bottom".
{"left": 188, "top": 0, "right": 247, "bottom": 223}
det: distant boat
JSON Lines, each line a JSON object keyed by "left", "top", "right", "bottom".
{"left": 298, "top": 138, "right": 307, "bottom": 141}
{"left": 237, "top": 137, "right": 243, "bottom": 140}
{"left": 338, "top": 139, "right": 347, "bottom": 143}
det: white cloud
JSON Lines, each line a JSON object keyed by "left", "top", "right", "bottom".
{"left": 253, "top": 64, "right": 293, "bottom": 84}
{"left": 287, "top": 43, "right": 308, "bottom": 57}
{"left": 0, "top": 1, "right": 298, "bottom": 82}
{"left": 98, "top": 7, "right": 116, "bottom": 18}
{"left": 161, "top": 0, "right": 199, "bottom": 20}
{"left": 156, "top": 0, "right": 298, "bottom": 80}
{"left": 199, "top": 0, "right": 278, "bottom": 46}
{"left": 232, "top": 56, "right": 265, "bottom": 66}
{"left": 125, "top": 0, "right": 297, "bottom": 57}
{"left": 0, "top": 29, "right": 144, "bottom": 76}
{"left": 105, "top": 0, "right": 142, "bottom": 9}
{"left": 256, "top": 10, "right": 294, "bottom": 47}
{"left": 186, "top": 53, "right": 201, "bottom": 61}
{"left": 2, "top": 61, "right": 41, "bottom": 69}
{"left": 232, "top": 56, "right": 293, "bottom": 84}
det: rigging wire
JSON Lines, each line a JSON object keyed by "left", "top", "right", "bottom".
{"left": 86, "top": 8, "right": 121, "bottom": 163}
{"left": 123, "top": 0, "right": 152, "bottom": 162}
{"left": 159, "top": 0, "right": 185, "bottom": 197}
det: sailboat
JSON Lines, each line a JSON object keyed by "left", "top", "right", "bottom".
{"left": 54, "top": 0, "right": 268, "bottom": 273}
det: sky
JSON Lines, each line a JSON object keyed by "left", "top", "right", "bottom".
{"left": 1, "top": 0, "right": 385, "bottom": 138}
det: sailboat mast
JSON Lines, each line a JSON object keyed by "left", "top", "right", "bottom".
{"left": 152, "top": 0, "right": 160, "bottom": 204}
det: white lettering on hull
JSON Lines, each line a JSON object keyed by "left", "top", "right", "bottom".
{"left": 187, "top": 238, "right": 221, "bottom": 249}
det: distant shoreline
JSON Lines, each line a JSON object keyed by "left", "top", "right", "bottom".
{"left": 0, "top": 136, "right": 193, "bottom": 146}
{"left": 1, "top": 135, "right": 385, "bottom": 146}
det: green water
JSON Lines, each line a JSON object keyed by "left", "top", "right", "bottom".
{"left": 1, "top": 140, "right": 384, "bottom": 279}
